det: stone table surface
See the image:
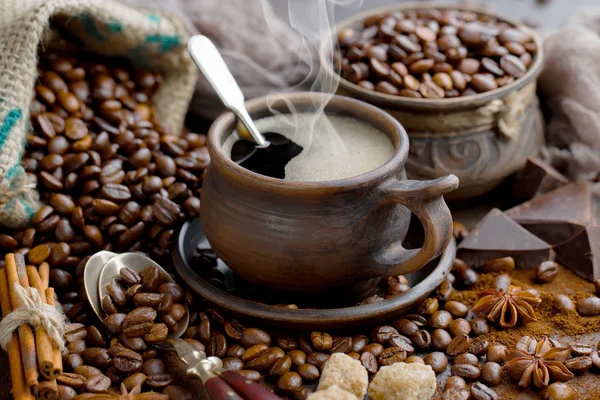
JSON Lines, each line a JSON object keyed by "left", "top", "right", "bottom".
{"left": 0, "top": 0, "right": 593, "bottom": 398}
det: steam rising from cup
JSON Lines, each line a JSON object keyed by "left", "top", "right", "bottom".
{"left": 254, "top": 0, "right": 365, "bottom": 175}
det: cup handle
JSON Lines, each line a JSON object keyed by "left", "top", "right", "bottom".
{"left": 374, "top": 174, "right": 459, "bottom": 276}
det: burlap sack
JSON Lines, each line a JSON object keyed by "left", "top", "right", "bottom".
{"left": 0, "top": 0, "right": 198, "bottom": 228}
{"left": 538, "top": 9, "right": 600, "bottom": 185}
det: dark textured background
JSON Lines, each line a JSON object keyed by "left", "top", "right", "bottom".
{"left": 0, "top": 0, "right": 595, "bottom": 398}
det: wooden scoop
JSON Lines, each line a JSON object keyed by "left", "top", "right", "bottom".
{"left": 187, "top": 35, "right": 302, "bottom": 178}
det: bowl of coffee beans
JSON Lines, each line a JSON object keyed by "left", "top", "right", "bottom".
{"left": 323, "top": 2, "right": 545, "bottom": 200}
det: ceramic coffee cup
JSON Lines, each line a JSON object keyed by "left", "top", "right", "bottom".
{"left": 201, "top": 92, "right": 458, "bottom": 298}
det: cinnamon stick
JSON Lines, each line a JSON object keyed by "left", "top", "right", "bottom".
{"left": 44, "top": 288, "right": 63, "bottom": 376}
{"left": 5, "top": 254, "right": 39, "bottom": 388}
{"left": 32, "top": 380, "right": 58, "bottom": 400}
{"left": 0, "top": 267, "right": 34, "bottom": 400}
{"left": 26, "top": 266, "right": 60, "bottom": 379}
{"left": 38, "top": 263, "right": 50, "bottom": 290}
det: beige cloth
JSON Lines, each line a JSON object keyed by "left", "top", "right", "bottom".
{"left": 120, "top": 0, "right": 315, "bottom": 120}
{"left": 0, "top": 0, "right": 197, "bottom": 228}
{"left": 539, "top": 10, "right": 600, "bottom": 182}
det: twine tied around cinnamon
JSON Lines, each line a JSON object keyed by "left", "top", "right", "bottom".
{"left": 0, "top": 282, "right": 68, "bottom": 352}
{"left": 390, "top": 82, "right": 538, "bottom": 138}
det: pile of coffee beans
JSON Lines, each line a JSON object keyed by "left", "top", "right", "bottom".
{"left": 55, "top": 266, "right": 191, "bottom": 398}
{"left": 334, "top": 8, "right": 537, "bottom": 98}
{"left": 0, "top": 52, "right": 206, "bottom": 398}
{"left": 174, "top": 259, "right": 504, "bottom": 399}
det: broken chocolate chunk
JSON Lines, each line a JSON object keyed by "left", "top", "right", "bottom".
{"left": 506, "top": 183, "right": 596, "bottom": 245}
{"left": 511, "top": 157, "right": 569, "bottom": 202}
{"left": 554, "top": 227, "right": 600, "bottom": 282}
{"left": 457, "top": 208, "right": 554, "bottom": 269}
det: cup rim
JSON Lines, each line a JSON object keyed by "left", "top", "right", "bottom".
{"left": 207, "top": 92, "right": 409, "bottom": 193}
{"left": 319, "top": 1, "right": 545, "bottom": 111}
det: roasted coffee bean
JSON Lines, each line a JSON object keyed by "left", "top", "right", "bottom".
{"left": 360, "top": 351, "right": 378, "bottom": 375}
{"left": 311, "top": 331, "right": 333, "bottom": 351}
{"left": 306, "top": 352, "right": 330, "bottom": 369}
{"left": 448, "top": 319, "right": 471, "bottom": 337}
{"left": 74, "top": 366, "right": 101, "bottom": 379}
{"left": 393, "top": 319, "right": 419, "bottom": 336}
{"left": 237, "top": 370, "right": 262, "bottom": 383}
{"left": 487, "top": 344, "right": 507, "bottom": 363}
{"left": 101, "top": 294, "right": 118, "bottom": 316}
{"left": 157, "top": 282, "right": 184, "bottom": 303}
{"left": 570, "top": 343, "right": 592, "bottom": 357}
{"left": 471, "top": 318, "right": 490, "bottom": 336}
{"left": 277, "top": 372, "right": 302, "bottom": 393}
{"left": 65, "top": 354, "right": 84, "bottom": 370}
{"left": 424, "top": 351, "right": 448, "bottom": 374}
{"left": 114, "top": 348, "right": 143, "bottom": 372}
{"left": 544, "top": 382, "right": 574, "bottom": 400}
{"left": 417, "top": 298, "right": 439, "bottom": 316}
{"left": 297, "top": 363, "right": 320, "bottom": 381}
{"left": 411, "top": 330, "right": 431, "bottom": 349}
{"left": 269, "top": 355, "right": 292, "bottom": 377}
{"left": 81, "top": 347, "right": 111, "bottom": 369}
{"left": 447, "top": 334, "right": 471, "bottom": 356}
{"left": 565, "top": 356, "right": 592, "bottom": 372}
{"left": 277, "top": 334, "right": 298, "bottom": 351}
{"left": 140, "top": 266, "right": 161, "bottom": 292}
{"left": 227, "top": 344, "right": 245, "bottom": 359}
{"left": 120, "top": 334, "right": 146, "bottom": 352}
{"left": 429, "top": 310, "right": 453, "bottom": 329}
{"left": 577, "top": 297, "right": 600, "bottom": 316}
{"left": 371, "top": 326, "right": 399, "bottom": 343}
{"left": 445, "top": 376, "right": 467, "bottom": 391}
{"left": 481, "top": 362, "right": 502, "bottom": 386}
{"left": 67, "top": 339, "right": 87, "bottom": 355}
{"left": 123, "top": 372, "right": 148, "bottom": 391}
{"left": 86, "top": 326, "right": 106, "bottom": 347}
{"left": 330, "top": 336, "right": 352, "bottom": 354}
{"left": 242, "top": 327, "right": 272, "bottom": 347}
{"left": 431, "top": 329, "right": 452, "bottom": 351}
{"left": 536, "top": 261, "right": 560, "bottom": 283}
{"left": 470, "top": 340, "right": 489, "bottom": 357}
{"left": 106, "top": 279, "right": 127, "bottom": 307}
{"left": 471, "top": 382, "right": 498, "bottom": 400}
{"left": 454, "top": 353, "right": 478, "bottom": 366}
{"left": 57, "top": 373, "right": 86, "bottom": 389}
{"left": 143, "top": 358, "right": 166, "bottom": 376}
{"left": 444, "top": 301, "right": 469, "bottom": 318}
{"left": 133, "top": 292, "right": 163, "bottom": 308}
{"left": 207, "top": 334, "right": 228, "bottom": 358}
{"left": 378, "top": 346, "right": 407, "bottom": 366}
{"left": 288, "top": 350, "right": 306, "bottom": 367}
{"left": 451, "top": 363, "right": 481, "bottom": 380}
{"left": 146, "top": 373, "right": 174, "bottom": 389}
{"left": 122, "top": 307, "right": 156, "bottom": 337}
{"left": 64, "top": 323, "right": 87, "bottom": 343}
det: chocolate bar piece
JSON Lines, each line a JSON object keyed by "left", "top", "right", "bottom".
{"left": 457, "top": 208, "right": 554, "bottom": 269}
{"left": 554, "top": 227, "right": 600, "bottom": 282}
{"left": 506, "top": 183, "right": 596, "bottom": 245}
{"left": 511, "top": 157, "right": 569, "bottom": 202}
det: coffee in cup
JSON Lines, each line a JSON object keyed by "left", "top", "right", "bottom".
{"left": 223, "top": 113, "right": 395, "bottom": 181}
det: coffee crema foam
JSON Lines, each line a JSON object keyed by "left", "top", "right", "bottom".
{"left": 224, "top": 113, "right": 395, "bottom": 182}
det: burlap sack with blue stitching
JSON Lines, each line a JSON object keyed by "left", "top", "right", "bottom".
{"left": 0, "top": 0, "right": 198, "bottom": 228}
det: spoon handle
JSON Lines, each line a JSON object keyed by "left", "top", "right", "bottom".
{"left": 187, "top": 35, "right": 267, "bottom": 147}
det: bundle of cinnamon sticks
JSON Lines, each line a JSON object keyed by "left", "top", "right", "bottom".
{"left": 0, "top": 253, "right": 63, "bottom": 400}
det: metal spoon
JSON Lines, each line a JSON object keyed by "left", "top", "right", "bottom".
{"left": 83, "top": 251, "right": 117, "bottom": 323}
{"left": 187, "top": 35, "right": 303, "bottom": 174}
{"left": 96, "top": 252, "right": 189, "bottom": 338}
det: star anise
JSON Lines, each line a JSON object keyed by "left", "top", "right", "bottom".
{"left": 504, "top": 336, "right": 573, "bottom": 388}
{"left": 472, "top": 285, "right": 541, "bottom": 328}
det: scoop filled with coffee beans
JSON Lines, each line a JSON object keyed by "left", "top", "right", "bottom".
{"left": 187, "top": 35, "right": 303, "bottom": 179}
